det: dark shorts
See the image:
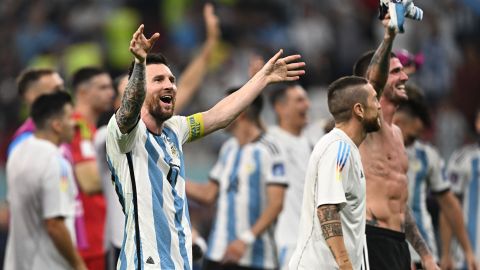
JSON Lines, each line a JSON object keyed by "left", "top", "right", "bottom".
{"left": 202, "top": 259, "right": 275, "bottom": 270}
{"left": 366, "top": 225, "right": 411, "bottom": 270}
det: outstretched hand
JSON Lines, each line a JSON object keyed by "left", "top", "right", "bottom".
{"left": 129, "top": 24, "right": 160, "bottom": 63}
{"left": 381, "top": 14, "right": 397, "bottom": 39}
{"left": 204, "top": 3, "right": 220, "bottom": 42}
{"left": 258, "top": 49, "right": 305, "bottom": 85}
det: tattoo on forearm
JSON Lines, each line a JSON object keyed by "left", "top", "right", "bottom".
{"left": 318, "top": 205, "right": 343, "bottom": 240}
{"left": 116, "top": 62, "right": 146, "bottom": 133}
{"left": 405, "top": 208, "right": 431, "bottom": 257}
{"left": 368, "top": 38, "right": 393, "bottom": 96}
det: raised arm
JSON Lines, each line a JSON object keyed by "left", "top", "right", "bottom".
{"left": 201, "top": 50, "right": 305, "bottom": 135}
{"left": 404, "top": 208, "right": 439, "bottom": 270}
{"left": 318, "top": 204, "right": 353, "bottom": 270}
{"left": 116, "top": 24, "right": 160, "bottom": 134}
{"left": 174, "top": 3, "right": 220, "bottom": 113}
{"left": 367, "top": 15, "right": 396, "bottom": 96}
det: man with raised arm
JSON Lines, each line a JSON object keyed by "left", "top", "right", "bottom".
{"left": 105, "top": 24, "right": 304, "bottom": 269}
{"left": 352, "top": 16, "right": 438, "bottom": 270}
{"left": 289, "top": 76, "right": 381, "bottom": 269}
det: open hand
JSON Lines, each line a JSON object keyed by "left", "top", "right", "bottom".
{"left": 381, "top": 14, "right": 397, "bottom": 39}
{"left": 259, "top": 49, "right": 305, "bottom": 84}
{"left": 129, "top": 24, "right": 160, "bottom": 63}
{"left": 204, "top": 3, "right": 220, "bottom": 43}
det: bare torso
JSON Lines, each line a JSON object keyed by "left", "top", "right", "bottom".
{"left": 360, "top": 118, "right": 408, "bottom": 232}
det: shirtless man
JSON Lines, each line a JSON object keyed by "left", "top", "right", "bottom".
{"left": 352, "top": 17, "right": 438, "bottom": 270}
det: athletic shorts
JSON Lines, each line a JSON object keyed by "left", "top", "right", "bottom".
{"left": 366, "top": 225, "right": 411, "bottom": 270}
{"left": 202, "top": 259, "right": 275, "bottom": 270}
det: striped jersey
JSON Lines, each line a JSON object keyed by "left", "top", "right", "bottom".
{"left": 268, "top": 126, "right": 312, "bottom": 269}
{"left": 446, "top": 143, "right": 480, "bottom": 269}
{"left": 289, "top": 128, "right": 368, "bottom": 270}
{"left": 406, "top": 140, "right": 450, "bottom": 262}
{"left": 206, "top": 134, "right": 288, "bottom": 269}
{"left": 106, "top": 114, "right": 204, "bottom": 270}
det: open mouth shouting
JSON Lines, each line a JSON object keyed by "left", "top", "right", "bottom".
{"left": 160, "top": 95, "right": 173, "bottom": 105}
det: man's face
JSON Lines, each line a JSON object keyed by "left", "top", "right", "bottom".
{"left": 362, "top": 83, "right": 382, "bottom": 133}
{"left": 384, "top": 57, "right": 409, "bottom": 103}
{"left": 393, "top": 111, "right": 424, "bottom": 146}
{"left": 86, "top": 74, "right": 115, "bottom": 113}
{"left": 57, "top": 103, "right": 76, "bottom": 143}
{"left": 277, "top": 86, "right": 310, "bottom": 129}
{"left": 144, "top": 64, "right": 177, "bottom": 122}
{"left": 27, "top": 73, "right": 65, "bottom": 106}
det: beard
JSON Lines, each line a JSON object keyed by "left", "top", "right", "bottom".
{"left": 363, "top": 115, "right": 381, "bottom": 133}
{"left": 145, "top": 95, "right": 175, "bottom": 122}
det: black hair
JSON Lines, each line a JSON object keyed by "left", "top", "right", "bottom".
{"left": 31, "top": 91, "right": 73, "bottom": 129}
{"left": 72, "top": 67, "right": 107, "bottom": 92}
{"left": 327, "top": 76, "right": 369, "bottom": 123}
{"left": 128, "top": 53, "right": 169, "bottom": 79}
{"left": 397, "top": 84, "right": 431, "bottom": 127}
{"left": 226, "top": 86, "right": 263, "bottom": 127}
{"left": 17, "top": 68, "right": 56, "bottom": 97}
{"left": 268, "top": 82, "right": 300, "bottom": 106}
{"left": 353, "top": 50, "right": 397, "bottom": 77}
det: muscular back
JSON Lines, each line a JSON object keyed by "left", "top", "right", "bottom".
{"left": 360, "top": 118, "right": 409, "bottom": 232}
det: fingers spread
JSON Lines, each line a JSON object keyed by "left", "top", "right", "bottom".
{"left": 281, "top": 54, "right": 302, "bottom": 64}
{"left": 287, "top": 70, "right": 305, "bottom": 77}
{"left": 148, "top": 32, "right": 161, "bottom": 44}
{"left": 268, "top": 49, "right": 284, "bottom": 64}
{"left": 286, "top": 62, "right": 306, "bottom": 70}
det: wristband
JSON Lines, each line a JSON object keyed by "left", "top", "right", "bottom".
{"left": 239, "top": 230, "right": 255, "bottom": 245}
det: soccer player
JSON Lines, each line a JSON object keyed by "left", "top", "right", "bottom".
{"left": 393, "top": 86, "right": 477, "bottom": 270}
{"left": 5, "top": 91, "right": 86, "bottom": 270}
{"left": 352, "top": 16, "right": 438, "bottom": 269}
{"left": 70, "top": 67, "right": 115, "bottom": 269}
{"left": 442, "top": 108, "right": 480, "bottom": 270}
{"left": 289, "top": 76, "right": 380, "bottom": 269}
{"left": 105, "top": 24, "right": 304, "bottom": 269}
{"left": 186, "top": 88, "right": 287, "bottom": 270}
{"left": 268, "top": 83, "right": 312, "bottom": 269}
{"left": 7, "top": 68, "right": 65, "bottom": 155}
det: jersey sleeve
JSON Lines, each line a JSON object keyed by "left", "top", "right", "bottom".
{"left": 263, "top": 139, "right": 288, "bottom": 186}
{"left": 164, "top": 114, "right": 205, "bottom": 145}
{"left": 427, "top": 147, "right": 451, "bottom": 193}
{"left": 42, "top": 155, "right": 73, "bottom": 219}
{"left": 106, "top": 114, "right": 144, "bottom": 154}
{"left": 315, "top": 140, "right": 351, "bottom": 209}
{"left": 446, "top": 148, "right": 469, "bottom": 195}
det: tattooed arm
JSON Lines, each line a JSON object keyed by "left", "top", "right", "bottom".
{"left": 116, "top": 24, "right": 160, "bottom": 134}
{"left": 318, "top": 204, "right": 353, "bottom": 270}
{"left": 367, "top": 15, "right": 396, "bottom": 96}
{"left": 404, "top": 208, "right": 439, "bottom": 270}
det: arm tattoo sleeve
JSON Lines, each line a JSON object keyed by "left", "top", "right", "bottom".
{"left": 116, "top": 62, "right": 146, "bottom": 134}
{"left": 318, "top": 205, "right": 343, "bottom": 240}
{"left": 367, "top": 37, "right": 393, "bottom": 96}
{"left": 404, "top": 207, "right": 432, "bottom": 258}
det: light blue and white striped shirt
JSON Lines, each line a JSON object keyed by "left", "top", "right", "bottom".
{"left": 447, "top": 143, "right": 480, "bottom": 269}
{"left": 106, "top": 114, "right": 203, "bottom": 270}
{"left": 406, "top": 140, "right": 450, "bottom": 262}
{"left": 206, "top": 134, "right": 287, "bottom": 269}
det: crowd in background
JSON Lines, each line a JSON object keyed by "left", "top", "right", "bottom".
{"left": 0, "top": 0, "right": 479, "bottom": 268}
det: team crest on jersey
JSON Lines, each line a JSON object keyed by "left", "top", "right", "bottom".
{"left": 165, "top": 137, "right": 179, "bottom": 159}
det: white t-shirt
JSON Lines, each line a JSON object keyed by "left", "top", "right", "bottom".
{"left": 406, "top": 140, "right": 450, "bottom": 262}
{"left": 106, "top": 114, "right": 203, "bottom": 270}
{"left": 206, "top": 134, "right": 288, "bottom": 269}
{"left": 94, "top": 126, "right": 124, "bottom": 249}
{"left": 446, "top": 143, "right": 480, "bottom": 269}
{"left": 289, "top": 128, "right": 367, "bottom": 270}
{"left": 268, "top": 126, "right": 312, "bottom": 267}
{"left": 5, "top": 136, "right": 77, "bottom": 270}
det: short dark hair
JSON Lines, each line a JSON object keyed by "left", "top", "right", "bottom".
{"left": 128, "top": 53, "right": 169, "bottom": 79}
{"left": 353, "top": 50, "right": 397, "bottom": 77}
{"left": 268, "top": 82, "right": 300, "bottom": 106}
{"left": 31, "top": 91, "right": 73, "bottom": 129}
{"left": 72, "top": 67, "right": 107, "bottom": 92}
{"left": 17, "top": 68, "right": 56, "bottom": 97}
{"left": 397, "top": 84, "right": 431, "bottom": 127}
{"left": 327, "top": 76, "right": 369, "bottom": 123}
{"left": 226, "top": 86, "right": 263, "bottom": 127}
